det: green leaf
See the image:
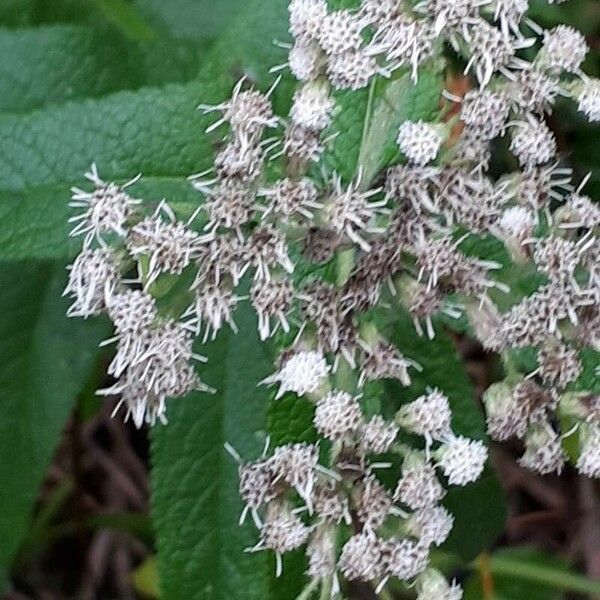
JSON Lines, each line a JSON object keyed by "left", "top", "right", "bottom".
{"left": 323, "top": 66, "right": 444, "bottom": 182}
{"left": 572, "top": 348, "right": 600, "bottom": 393}
{"left": 382, "top": 309, "right": 507, "bottom": 560}
{"left": 267, "top": 394, "right": 317, "bottom": 447}
{"left": 90, "top": 0, "right": 156, "bottom": 41}
{"left": 0, "top": 0, "right": 289, "bottom": 262}
{"left": 0, "top": 25, "right": 134, "bottom": 114}
{"left": 150, "top": 304, "right": 274, "bottom": 600}
{"left": 133, "top": 0, "right": 246, "bottom": 41}
{"left": 0, "top": 0, "right": 35, "bottom": 26}
{"left": 444, "top": 467, "right": 506, "bottom": 561}
{"left": 464, "top": 547, "right": 600, "bottom": 599}
{"left": 322, "top": 86, "right": 370, "bottom": 182}
{"left": 0, "top": 261, "right": 108, "bottom": 575}
{"left": 4, "top": 0, "right": 95, "bottom": 26}
{"left": 129, "top": 39, "right": 207, "bottom": 88}
{"left": 0, "top": 24, "right": 210, "bottom": 115}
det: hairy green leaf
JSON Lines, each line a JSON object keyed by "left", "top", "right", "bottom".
{"left": 134, "top": 0, "right": 245, "bottom": 40}
{"left": 0, "top": 261, "right": 107, "bottom": 575}
{"left": 150, "top": 305, "right": 274, "bottom": 600}
{"left": 0, "top": 25, "right": 134, "bottom": 113}
{"left": 0, "top": 24, "right": 208, "bottom": 115}
{"left": 0, "top": 0, "right": 288, "bottom": 261}
{"left": 267, "top": 394, "right": 317, "bottom": 447}
{"left": 91, "top": 0, "right": 156, "bottom": 41}
{"left": 0, "top": 0, "right": 36, "bottom": 26}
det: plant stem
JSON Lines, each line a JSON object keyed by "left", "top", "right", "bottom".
{"left": 434, "top": 550, "right": 600, "bottom": 597}
{"left": 318, "top": 576, "right": 332, "bottom": 600}
{"left": 377, "top": 586, "right": 394, "bottom": 600}
{"left": 478, "top": 553, "right": 495, "bottom": 600}
{"left": 295, "top": 578, "right": 319, "bottom": 600}
{"left": 357, "top": 78, "right": 377, "bottom": 188}
{"left": 486, "top": 555, "right": 600, "bottom": 597}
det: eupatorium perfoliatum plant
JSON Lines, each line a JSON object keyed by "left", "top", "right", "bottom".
{"left": 63, "top": 0, "right": 599, "bottom": 597}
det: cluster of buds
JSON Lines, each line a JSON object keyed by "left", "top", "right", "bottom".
{"left": 64, "top": 0, "right": 599, "bottom": 596}
{"left": 64, "top": 167, "right": 212, "bottom": 427}
{"left": 230, "top": 387, "right": 486, "bottom": 595}
{"left": 479, "top": 185, "right": 598, "bottom": 477}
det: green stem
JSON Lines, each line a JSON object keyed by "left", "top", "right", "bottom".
{"left": 295, "top": 578, "right": 319, "bottom": 600}
{"left": 485, "top": 555, "right": 600, "bottom": 597}
{"left": 434, "top": 551, "right": 600, "bottom": 597}
{"left": 318, "top": 576, "right": 332, "bottom": 600}
{"left": 357, "top": 78, "right": 378, "bottom": 188}
{"left": 376, "top": 586, "right": 394, "bottom": 600}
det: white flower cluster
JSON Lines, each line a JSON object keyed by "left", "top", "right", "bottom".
{"left": 480, "top": 194, "right": 598, "bottom": 477}
{"left": 65, "top": 169, "right": 212, "bottom": 427}
{"left": 231, "top": 387, "right": 485, "bottom": 594}
{"left": 64, "top": 0, "right": 600, "bottom": 595}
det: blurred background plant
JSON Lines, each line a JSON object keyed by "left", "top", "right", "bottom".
{"left": 0, "top": 0, "right": 598, "bottom": 599}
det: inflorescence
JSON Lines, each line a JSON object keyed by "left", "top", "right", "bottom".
{"left": 64, "top": 0, "right": 599, "bottom": 596}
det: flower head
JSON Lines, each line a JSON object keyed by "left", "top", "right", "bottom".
{"left": 460, "top": 89, "right": 510, "bottom": 139}
{"left": 361, "top": 415, "right": 400, "bottom": 454}
{"left": 519, "top": 421, "right": 566, "bottom": 475}
{"left": 314, "top": 390, "right": 364, "bottom": 440}
{"left": 396, "top": 389, "right": 453, "bottom": 442}
{"left": 290, "top": 82, "right": 335, "bottom": 131}
{"left": 289, "top": 0, "right": 328, "bottom": 40}
{"left": 319, "top": 10, "right": 364, "bottom": 55}
{"left": 64, "top": 248, "right": 120, "bottom": 317}
{"left": 69, "top": 164, "right": 141, "bottom": 246}
{"left": 262, "top": 350, "right": 330, "bottom": 399}
{"left": 417, "top": 570, "right": 463, "bottom": 600}
{"left": 510, "top": 117, "right": 556, "bottom": 167}
{"left": 289, "top": 38, "right": 325, "bottom": 81}
{"left": 397, "top": 121, "right": 444, "bottom": 166}
{"left": 327, "top": 50, "right": 379, "bottom": 90}
{"left": 396, "top": 453, "right": 446, "bottom": 509}
{"left": 408, "top": 505, "right": 454, "bottom": 547}
{"left": 436, "top": 436, "right": 488, "bottom": 485}
{"left": 199, "top": 79, "right": 278, "bottom": 137}
{"left": 127, "top": 206, "right": 203, "bottom": 285}
{"left": 356, "top": 474, "right": 393, "bottom": 530}
{"left": 484, "top": 382, "right": 528, "bottom": 441}
{"left": 577, "top": 79, "right": 600, "bottom": 121}
{"left": 339, "top": 533, "right": 384, "bottom": 581}
{"left": 384, "top": 538, "right": 429, "bottom": 581}
{"left": 539, "top": 25, "right": 588, "bottom": 73}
